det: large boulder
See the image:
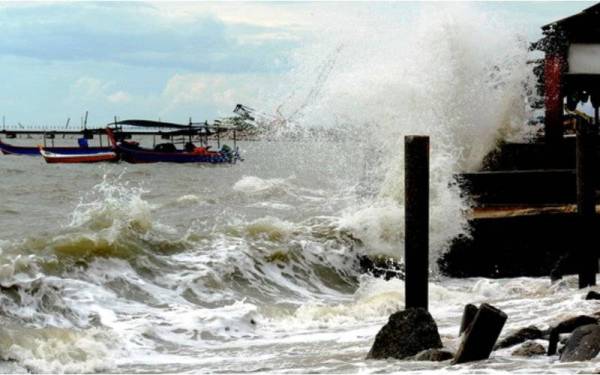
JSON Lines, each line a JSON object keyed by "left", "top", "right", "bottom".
{"left": 367, "top": 308, "right": 442, "bottom": 360}
{"left": 495, "top": 326, "right": 543, "bottom": 349}
{"left": 548, "top": 315, "right": 598, "bottom": 355}
{"left": 512, "top": 341, "right": 546, "bottom": 357}
{"left": 560, "top": 324, "right": 600, "bottom": 362}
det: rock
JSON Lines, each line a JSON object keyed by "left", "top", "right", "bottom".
{"left": 511, "top": 341, "right": 546, "bottom": 357}
{"left": 555, "top": 315, "right": 597, "bottom": 330}
{"left": 548, "top": 316, "right": 599, "bottom": 355}
{"left": 587, "top": 291, "right": 600, "bottom": 300}
{"left": 367, "top": 308, "right": 442, "bottom": 360}
{"left": 495, "top": 326, "right": 543, "bottom": 349}
{"left": 413, "top": 349, "right": 454, "bottom": 361}
{"left": 560, "top": 324, "right": 600, "bottom": 362}
{"left": 358, "top": 255, "right": 404, "bottom": 280}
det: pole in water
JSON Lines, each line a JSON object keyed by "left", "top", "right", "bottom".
{"left": 576, "top": 118, "right": 598, "bottom": 288}
{"left": 404, "top": 135, "right": 430, "bottom": 310}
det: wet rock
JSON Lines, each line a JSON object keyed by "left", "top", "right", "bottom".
{"left": 548, "top": 315, "right": 598, "bottom": 355}
{"left": 358, "top": 255, "right": 404, "bottom": 280}
{"left": 560, "top": 324, "right": 600, "bottom": 362}
{"left": 586, "top": 291, "right": 600, "bottom": 300}
{"left": 367, "top": 308, "right": 442, "bottom": 360}
{"left": 413, "top": 349, "right": 454, "bottom": 361}
{"left": 495, "top": 326, "right": 543, "bottom": 349}
{"left": 512, "top": 341, "right": 546, "bottom": 357}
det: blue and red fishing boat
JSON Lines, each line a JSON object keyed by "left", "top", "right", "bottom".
{"left": 105, "top": 122, "right": 241, "bottom": 164}
{"left": 39, "top": 146, "right": 118, "bottom": 164}
{"left": 0, "top": 137, "right": 112, "bottom": 156}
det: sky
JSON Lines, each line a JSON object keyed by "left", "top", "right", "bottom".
{"left": 0, "top": 1, "right": 594, "bottom": 128}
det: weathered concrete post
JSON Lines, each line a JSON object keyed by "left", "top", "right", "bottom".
{"left": 459, "top": 304, "right": 478, "bottom": 336}
{"left": 452, "top": 303, "right": 507, "bottom": 364}
{"left": 404, "top": 136, "right": 429, "bottom": 310}
{"left": 576, "top": 118, "right": 598, "bottom": 288}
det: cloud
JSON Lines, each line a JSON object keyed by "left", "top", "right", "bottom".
{"left": 0, "top": 2, "right": 298, "bottom": 73}
{"left": 71, "top": 77, "right": 113, "bottom": 97}
{"left": 69, "top": 76, "right": 134, "bottom": 105}
{"left": 107, "top": 91, "right": 132, "bottom": 104}
{"left": 159, "top": 73, "right": 278, "bottom": 118}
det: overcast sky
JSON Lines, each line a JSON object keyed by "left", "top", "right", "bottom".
{"left": 0, "top": 1, "right": 592, "bottom": 128}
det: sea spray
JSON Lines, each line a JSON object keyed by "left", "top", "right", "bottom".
{"left": 69, "top": 172, "right": 154, "bottom": 234}
{"left": 257, "top": 4, "right": 535, "bottom": 261}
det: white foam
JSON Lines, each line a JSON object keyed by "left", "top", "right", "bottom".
{"left": 232, "top": 175, "right": 291, "bottom": 196}
{"left": 176, "top": 194, "right": 200, "bottom": 203}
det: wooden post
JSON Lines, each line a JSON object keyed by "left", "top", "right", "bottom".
{"left": 452, "top": 303, "right": 507, "bottom": 364}
{"left": 459, "top": 304, "right": 478, "bottom": 336}
{"left": 404, "top": 136, "right": 429, "bottom": 310}
{"left": 576, "top": 118, "right": 598, "bottom": 288}
{"left": 547, "top": 327, "right": 560, "bottom": 356}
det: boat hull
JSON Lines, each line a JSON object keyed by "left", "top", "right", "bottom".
{"left": 0, "top": 139, "right": 112, "bottom": 156}
{"left": 40, "top": 149, "right": 118, "bottom": 164}
{"left": 117, "top": 144, "right": 234, "bottom": 164}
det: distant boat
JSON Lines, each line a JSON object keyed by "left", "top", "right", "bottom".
{"left": 39, "top": 147, "right": 118, "bottom": 164}
{"left": 106, "top": 126, "right": 241, "bottom": 164}
{"left": 0, "top": 138, "right": 112, "bottom": 156}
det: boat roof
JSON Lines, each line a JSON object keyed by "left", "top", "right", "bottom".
{"left": 111, "top": 119, "right": 236, "bottom": 131}
{"left": 112, "top": 119, "right": 191, "bottom": 129}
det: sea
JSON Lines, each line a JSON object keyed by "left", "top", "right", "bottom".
{"left": 1, "top": 3, "right": 600, "bottom": 374}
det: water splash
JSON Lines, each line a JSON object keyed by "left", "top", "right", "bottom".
{"left": 258, "top": 4, "right": 534, "bottom": 259}
{"left": 69, "top": 172, "right": 154, "bottom": 235}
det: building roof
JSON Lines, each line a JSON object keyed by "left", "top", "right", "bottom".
{"left": 543, "top": 3, "right": 600, "bottom": 43}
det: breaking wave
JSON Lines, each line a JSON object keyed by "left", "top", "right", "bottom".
{"left": 259, "top": 4, "right": 535, "bottom": 259}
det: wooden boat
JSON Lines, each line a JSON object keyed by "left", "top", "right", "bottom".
{"left": 39, "top": 147, "right": 118, "bottom": 164}
{"left": 105, "top": 126, "right": 241, "bottom": 164}
{"left": 0, "top": 138, "right": 112, "bottom": 156}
